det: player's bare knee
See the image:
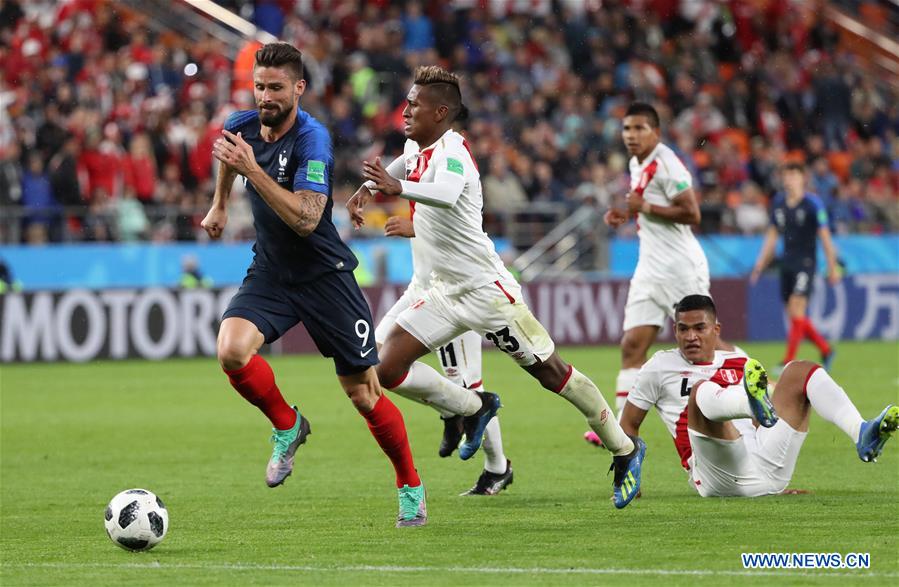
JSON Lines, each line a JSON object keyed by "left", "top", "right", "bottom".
{"left": 779, "top": 361, "right": 817, "bottom": 397}
{"left": 688, "top": 381, "right": 704, "bottom": 402}
{"left": 216, "top": 339, "right": 252, "bottom": 371}
{"left": 524, "top": 354, "right": 568, "bottom": 391}
{"left": 687, "top": 381, "right": 708, "bottom": 422}
{"left": 345, "top": 384, "right": 378, "bottom": 412}
{"left": 782, "top": 360, "right": 817, "bottom": 381}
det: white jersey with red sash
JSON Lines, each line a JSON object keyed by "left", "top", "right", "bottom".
{"left": 626, "top": 349, "right": 749, "bottom": 470}
{"left": 399, "top": 131, "right": 512, "bottom": 294}
{"left": 628, "top": 142, "right": 709, "bottom": 282}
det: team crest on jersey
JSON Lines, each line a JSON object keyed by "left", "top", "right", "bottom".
{"left": 716, "top": 369, "right": 740, "bottom": 385}
{"left": 795, "top": 208, "right": 806, "bottom": 225}
{"left": 276, "top": 151, "right": 289, "bottom": 183}
{"left": 774, "top": 209, "right": 785, "bottom": 228}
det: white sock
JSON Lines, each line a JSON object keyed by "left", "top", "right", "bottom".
{"left": 558, "top": 366, "right": 634, "bottom": 456}
{"left": 482, "top": 417, "right": 507, "bottom": 473}
{"left": 615, "top": 368, "right": 639, "bottom": 415}
{"left": 435, "top": 352, "right": 463, "bottom": 419}
{"left": 456, "top": 330, "right": 484, "bottom": 390}
{"left": 694, "top": 380, "right": 752, "bottom": 421}
{"left": 805, "top": 367, "right": 864, "bottom": 443}
{"left": 390, "top": 361, "right": 482, "bottom": 416}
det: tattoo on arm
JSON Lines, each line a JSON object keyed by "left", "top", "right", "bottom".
{"left": 294, "top": 190, "right": 328, "bottom": 236}
{"left": 214, "top": 161, "right": 238, "bottom": 204}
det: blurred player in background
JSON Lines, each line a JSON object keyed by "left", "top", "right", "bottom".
{"left": 620, "top": 294, "right": 897, "bottom": 497}
{"left": 587, "top": 102, "right": 729, "bottom": 447}
{"left": 349, "top": 65, "right": 646, "bottom": 508}
{"left": 751, "top": 162, "right": 840, "bottom": 372}
{"left": 201, "top": 42, "right": 426, "bottom": 527}
{"left": 376, "top": 214, "right": 513, "bottom": 496}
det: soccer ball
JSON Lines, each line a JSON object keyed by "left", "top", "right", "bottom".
{"left": 104, "top": 488, "right": 169, "bottom": 551}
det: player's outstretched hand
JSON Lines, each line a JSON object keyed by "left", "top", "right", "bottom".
{"left": 213, "top": 130, "right": 257, "bottom": 176}
{"left": 604, "top": 208, "right": 629, "bottom": 228}
{"left": 385, "top": 216, "right": 415, "bottom": 238}
{"left": 347, "top": 185, "right": 373, "bottom": 229}
{"left": 201, "top": 207, "right": 228, "bottom": 240}
{"left": 362, "top": 157, "right": 402, "bottom": 196}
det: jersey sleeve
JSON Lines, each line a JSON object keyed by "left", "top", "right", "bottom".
{"left": 769, "top": 195, "right": 781, "bottom": 225}
{"left": 656, "top": 154, "right": 692, "bottom": 200}
{"left": 809, "top": 196, "right": 829, "bottom": 229}
{"left": 292, "top": 125, "right": 333, "bottom": 195}
{"left": 429, "top": 141, "right": 471, "bottom": 181}
{"left": 396, "top": 141, "right": 469, "bottom": 208}
{"left": 398, "top": 171, "right": 465, "bottom": 208}
{"left": 223, "top": 110, "right": 254, "bottom": 133}
{"left": 626, "top": 358, "right": 661, "bottom": 411}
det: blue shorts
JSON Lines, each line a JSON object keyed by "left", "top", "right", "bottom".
{"left": 223, "top": 269, "right": 379, "bottom": 375}
{"left": 779, "top": 268, "right": 815, "bottom": 303}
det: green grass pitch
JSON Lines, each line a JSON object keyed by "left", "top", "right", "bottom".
{"left": 1, "top": 341, "right": 897, "bottom": 586}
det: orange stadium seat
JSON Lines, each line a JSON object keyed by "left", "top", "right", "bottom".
{"left": 722, "top": 128, "right": 750, "bottom": 159}
{"left": 827, "top": 151, "right": 853, "bottom": 181}
{"left": 859, "top": 2, "right": 887, "bottom": 28}
{"left": 718, "top": 63, "right": 737, "bottom": 82}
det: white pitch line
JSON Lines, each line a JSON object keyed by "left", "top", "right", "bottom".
{"left": 3, "top": 562, "right": 897, "bottom": 579}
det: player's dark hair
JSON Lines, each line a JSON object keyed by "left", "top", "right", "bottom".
{"left": 625, "top": 102, "right": 661, "bottom": 128}
{"left": 675, "top": 295, "right": 717, "bottom": 320}
{"left": 255, "top": 42, "right": 304, "bottom": 81}
{"left": 783, "top": 161, "right": 805, "bottom": 172}
{"left": 414, "top": 65, "right": 467, "bottom": 122}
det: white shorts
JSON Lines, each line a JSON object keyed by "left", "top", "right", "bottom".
{"left": 396, "top": 278, "right": 555, "bottom": 367}
{"left": 376, "top": 284, "right": 484, "bottom": 388}
{"left": 623, "top": 273, "right": 710, "bottom": 332}
{"left": 686, "top": 420, "right": 807, "bottom": 497}
{"left": 374, "top": 283, "right": 423, "bottom": 345}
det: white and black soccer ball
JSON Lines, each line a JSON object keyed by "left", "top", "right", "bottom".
{"left": 104, "top": 488, "right": 169, "bottom": 551}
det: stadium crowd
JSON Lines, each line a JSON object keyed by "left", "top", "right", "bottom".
{"left": 1, "top": 0, "right": 897, "bottom": 246}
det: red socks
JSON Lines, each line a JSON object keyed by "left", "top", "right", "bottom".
{"left": 225, "top": 355, "right": 297, "bottom": 430}
{"left": 784, "top": 317, "right": 831, "bottom": 363}
{"left": 784, "top": 318, "right": 804, "bottom": 363}
{"left": 802, "top": 318, "right": 831, "bottom": 356}
{"left": 360, "top": 394, "right": 421, "bottom": 488}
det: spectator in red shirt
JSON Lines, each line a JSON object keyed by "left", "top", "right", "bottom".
{"left": 123, "top": 132, "right": 157, "bottom": 204}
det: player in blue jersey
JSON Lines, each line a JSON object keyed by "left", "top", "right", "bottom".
{"left": 751, "top": 162, "right": 840, "bottom": 372}
{"left": 201, "top": 42, "right": 426, "bottom": 527}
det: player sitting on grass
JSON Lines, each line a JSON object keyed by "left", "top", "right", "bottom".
{"left": 619, "top": 294, "right": 897, "bottom": 497}
{"left": 348, "top": 65, "right": 646, "bottom": 508}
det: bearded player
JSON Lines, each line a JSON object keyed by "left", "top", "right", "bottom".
{"left": 202, "top": 43, "right": 426, "bottom": 527}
